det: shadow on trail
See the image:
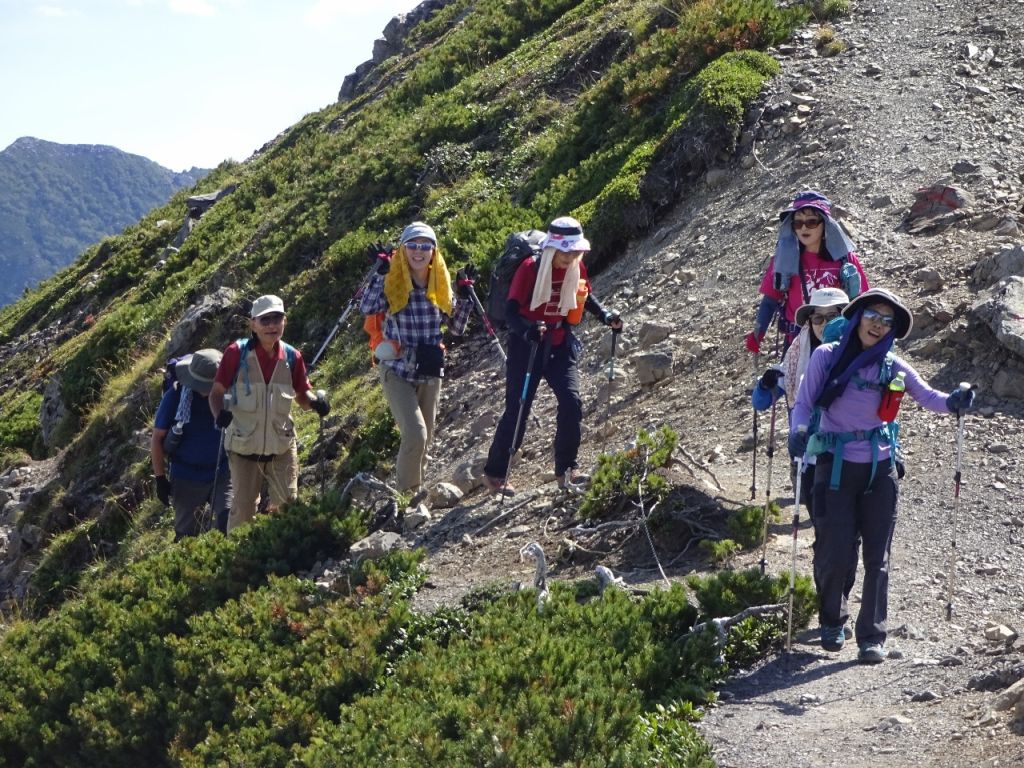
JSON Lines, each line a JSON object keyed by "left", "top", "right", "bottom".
{"left": 720, "top": 647, "right": 918, "bottom": 713}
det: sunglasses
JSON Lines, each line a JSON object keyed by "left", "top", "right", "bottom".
{"left": 257, "top": 312, "right": 285, "bottom": 325}
{"left": 862, "top": 308, "right": 895, "bottom": 327}
{"left": 405, "top": 242, "right": 434, "bottom": 252}
{"left": 792, "top": 218, "right": 823, "bottom": 230}
{"left": 809, "top": 312, "right": 840, "bottom": 326}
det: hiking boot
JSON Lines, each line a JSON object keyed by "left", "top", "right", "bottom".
{"left": 820, "top": 625, "right": 846, "bottom": 652}
{"left": 857, "top": 643, "right": 887, "bottom": 664}
{"left": 484, "top": 474, "right": 515, "bottom": 497}
{"left": 408, "top": 487, "right": 429, "bottom": 507}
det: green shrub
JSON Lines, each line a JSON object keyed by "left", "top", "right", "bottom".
{"left": 699, "top": 538, "right": 741, "bottom": 565}
{"left": 581, "top": 427, "right": 678, "bottom": 520}
{"left": 0, "top": 390, "right": 42, "bottom": 456}
{"left": 726, "top": 500, "right": 780, "bottom": 548}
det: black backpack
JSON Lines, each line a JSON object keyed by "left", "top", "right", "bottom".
{"left": 486, "top": 229, "right": 546, "bottom": 329}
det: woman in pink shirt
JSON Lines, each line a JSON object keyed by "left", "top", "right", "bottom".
{"left": 746, "top": 190, "right": 868, "bottom": 355}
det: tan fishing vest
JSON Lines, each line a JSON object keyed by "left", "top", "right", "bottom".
{"left": 224, "top": 344, "right": 296, "bottom": 456}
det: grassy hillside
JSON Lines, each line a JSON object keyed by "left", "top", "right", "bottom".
{"left": 0, "top": 0, "right": 843, "bottom": 763}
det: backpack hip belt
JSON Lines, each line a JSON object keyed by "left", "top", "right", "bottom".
{"left": 807, "top": 423, "right": 896, "bottom": 491}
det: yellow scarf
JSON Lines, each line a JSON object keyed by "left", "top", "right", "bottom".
{"left": 383, "top": 245, "right": 453, "bottom": 315}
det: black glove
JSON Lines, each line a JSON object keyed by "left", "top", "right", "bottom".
{"left": 524, "top": 323, "right": 547, "bottom": 344}
{"left": 310, "top": 393, "right": 331, "bottom": 417}
{"left": 366, "top": 242, "right": 394, "bottom": 275}
{"left": 759, "top": 367, "right": 781, "bottom": 391}
{"left": 788, "top": 430, "right": 809, "bottom": 459}
{"left": 215, "top": 410, "right": 233, "bottom": 429}
{"left": 155, "top": 475, "right": 171, "bottom": 506}
{"left": 456, "top": 265, "right": 476, "bottom": 299}
{"left": 946, "top": 387, "right": 975, "bottom": 414}
{"left": 602, "top": 310, "right": 622, "bottom": 329}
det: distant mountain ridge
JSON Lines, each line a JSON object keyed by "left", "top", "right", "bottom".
{"left": 0, "top": 137, "right": 207, "bottom": 306}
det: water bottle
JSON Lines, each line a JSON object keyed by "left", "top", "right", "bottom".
{"left": 840, "top": 261, "right": 861, "bottom": 299}
{"left": 877, "top": 371, "right": 906, "bottom": 422}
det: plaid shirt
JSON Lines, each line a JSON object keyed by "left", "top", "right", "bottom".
{"left": 360, "top": 273, "right": 472, "bottom": 383}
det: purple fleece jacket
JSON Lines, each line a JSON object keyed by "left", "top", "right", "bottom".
{"left": 791, "top": 343, "right": 951, "bottom": 463}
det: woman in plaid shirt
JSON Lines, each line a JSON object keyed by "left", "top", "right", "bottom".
{"left": 359, "top": 222, "right": 472, "bottom": 496}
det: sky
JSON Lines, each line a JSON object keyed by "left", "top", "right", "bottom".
{"left": 0, "top": 0, "right": 422, "bottom": 171}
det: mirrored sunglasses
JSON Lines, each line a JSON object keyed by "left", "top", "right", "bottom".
{"left": 257, "top": 312, "right": 285, "bottom": 325}
{"left": 862, "top": 308, "right": 895, "bottom": 327}
{"left": 405, "top": 242, "right": 434, "bottom": 252}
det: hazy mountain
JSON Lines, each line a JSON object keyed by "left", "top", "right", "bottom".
{"left": 0, "top": 136, "right": 207, "bottom": 305}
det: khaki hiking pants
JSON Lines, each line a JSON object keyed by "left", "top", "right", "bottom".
{"left": 226, "top": 444, "right": 298, "bottom": 533}
{"left": 380, "top": 366, "right": 441, "bottom": 492}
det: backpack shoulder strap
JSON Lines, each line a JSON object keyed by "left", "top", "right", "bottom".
{"left": 282, "top": 342, "right": 297, "bottom": 371}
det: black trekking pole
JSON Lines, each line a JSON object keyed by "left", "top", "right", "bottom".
{"left": 500, "top": 329, "right": 542, "bottom": 502}
{"left": 786, "top": 452, "right": 805, "bottom": 652}
{"left": 758, "top": 389, "right": 780, "bottom": 574}
{"left": 309, "top": 264, "right": 377, "bottom": 371}
{"left": 464, "top": 285, "right": 507, "bottom": 364}
{"left": 208, "top": 393, "right": 231, "bottom": 534}
{"left": 945, "top": 382, "right": 971, "bottom": 621}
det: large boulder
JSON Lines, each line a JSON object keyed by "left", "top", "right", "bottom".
{"left": 970, "top": 276, "right": 1024, "bottom": 360}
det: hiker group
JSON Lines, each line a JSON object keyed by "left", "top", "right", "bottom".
{"left": 153, "top": 215, "right": 621, "bottom": 534}
{"left": 152, "top": 194, "right": 977, "bottom": 669}
{"left": 747, "top": 190, "right": 974, "bottom": 665}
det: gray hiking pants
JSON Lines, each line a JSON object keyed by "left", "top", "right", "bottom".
{"left": 812, "top": 456, "right": 898, "bottom": 647}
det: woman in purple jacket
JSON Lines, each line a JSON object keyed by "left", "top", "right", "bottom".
{"left": 789, "top": 288, "right": 974, "bottom": 664}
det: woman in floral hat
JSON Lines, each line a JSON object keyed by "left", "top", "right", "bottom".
{"left": 746, "top": 190, "right": 869, "bottom": 355}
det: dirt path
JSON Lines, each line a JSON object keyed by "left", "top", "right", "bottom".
{"left": 407, "top": 0, "right": 1024, "bottom": 764}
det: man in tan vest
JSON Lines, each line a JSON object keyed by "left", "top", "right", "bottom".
{"left": 209, "top": 295, "right": 330, "bottom": 532}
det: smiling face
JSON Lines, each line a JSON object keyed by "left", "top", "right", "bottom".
{"left": 403, "top": 237, "right": 435, "bottom": 275}
{"left": 792, "top": 207, "right": 825, "bottom": 252}
{"left": 857, "top": 302, "right": 896, "bottom": 348}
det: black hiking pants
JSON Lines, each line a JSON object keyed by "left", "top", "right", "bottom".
{"left": 812, "top": 456, "right": 898, "bottom": 647}
{"left": 484, "top": 332, "right": 582, "bottom": 479}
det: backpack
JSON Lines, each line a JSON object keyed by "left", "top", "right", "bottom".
{"left": 162, "top": 357, "right": 182, "bottom": 393}
{"left": 486, "top": 229, "right": 547, "bottom": 329}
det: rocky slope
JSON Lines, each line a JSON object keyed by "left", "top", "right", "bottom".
{"left": 402, "top": 0, "right": 1024, "bottom": 766}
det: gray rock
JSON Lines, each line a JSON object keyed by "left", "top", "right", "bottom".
{"left": 350, "top": 530, "right": 405, "bottom": 561}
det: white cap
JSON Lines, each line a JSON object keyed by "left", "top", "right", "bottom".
{"left": 251, "top": 294, "right": 285, "bottom": 318}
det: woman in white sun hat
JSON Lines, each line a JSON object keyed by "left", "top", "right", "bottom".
{"left": 483, "top": 215, "right": 623, "bottom": 495}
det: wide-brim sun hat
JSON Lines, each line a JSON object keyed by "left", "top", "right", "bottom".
{"left": 541, "top": 215, "right": 591, "bottom": 253}
{"left": 400, "top": 221, "right": 437, "bottom": 245}
{"left": 795, "top": 286, "right": 850, "bottom": 327}
{"left": 174, "top": 348, "right": 223, "bottom": 395}
{"left": 780, "top": 189, "right": 833, "bottom": 220}
{"left": 251, "top": 294, "right": 285, "bottom": 318}
{"left": 842, "top": 287, "right": 913, "bottom": 340}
